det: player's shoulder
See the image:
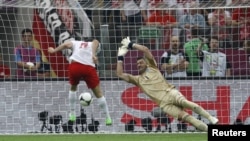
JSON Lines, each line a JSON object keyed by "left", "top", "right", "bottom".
{"left": 161, "top": 50, "right": 170, "bottom": 57}
{"left": 15, "top": 45, "right": 23, "bottom": 49}
{"left": 81, "top": 38, "right": 99, "bottom": 44}
{"left": 177, "top": 50, "right": 186, "bottom": 56}
{"left": 83, "top": 37, "right": 99, "bottom": 42}
{"left": 184, "top": 41, "right": 192, "bottom": 47}
{"left": 218, "top": 51, "right": 227, "bottom": 57}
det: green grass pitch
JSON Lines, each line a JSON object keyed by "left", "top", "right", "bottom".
{"left": 0, "top": 133, "right": 207, "bottom": 141}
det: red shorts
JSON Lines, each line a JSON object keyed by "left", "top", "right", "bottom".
{"left": 68, "top": 62, "right": 99, "bottom": 89}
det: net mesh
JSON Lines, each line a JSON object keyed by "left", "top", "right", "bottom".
{"left": 0, "top": 0, "right": 250, "bottom": 134}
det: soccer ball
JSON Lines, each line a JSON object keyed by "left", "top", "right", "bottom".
{"left": 79, "top": 92, "right": 93, "bottom": 106}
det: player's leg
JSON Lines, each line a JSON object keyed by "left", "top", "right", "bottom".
{"left": 172, "top": 89, "right": 219, "bottom": 124}
{"left": 84, "top": 66, "right": 112, "bottom": 125}
{"left": 181, "top": 99, "right": 218, "bottom": 124}
{"left": 180, "top": 111, "right": 208, "bottom": 132}
{"left": 161, "top": 104, "right": 208, "bottom": 132}
{"left": 68, "top": 63, "right": 81, "bottom": 122}
{"left": 69, "top": 85, "right": 78, "bottom": 121}
{"left": 92, "top": 85, "right": 112, "bottom": 125}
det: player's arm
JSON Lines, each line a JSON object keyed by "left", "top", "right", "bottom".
{"left": 132, "top": 44, "right": 153, "bottom": 60}
{"left": 121, "top": 37, "right": 153, "bottom": 59}
{"left": 31, "top": 51, "right": 41, "bottom": 71}
{"left": 160, "top": 53, "right": 175, "bottom": 74}
{"left": 174, "top": 59, "right": 189, "bottom": 71}
{"left": 48, "top": 41, "right": 73, "bottom": 54}
{"left": 121, "top": 37, "right": 156, "bottom": 67}
{"left": 14, "top": 48, "right": 33, "bottom": 69}
{"left": 91, "top": 39, "right": 99, "bottom": 55}
{"left": 196, "top": 37, "right": 208, "bottom": 57}
{"left": 116, "top": 61, "right": 131, "bottom": 82}
{"left": 91, "top": 39, "right": 100, "bottom": 65}
{"left": 116, "top": 46, "right": 130, "bottom": 82}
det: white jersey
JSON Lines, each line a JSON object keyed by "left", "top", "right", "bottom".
{"left": 201, "top": 51, "right": 228, "bottom": 77}
{"left": 161, "top": 50, "right": 187, "bottom": 78}
{"left": 69, "top": 40, "right": 95, "bottom": 67}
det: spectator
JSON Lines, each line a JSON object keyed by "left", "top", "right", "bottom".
{"left": 178, "top": 2, "right": 207, "bottom": 43}
{"left": 146, "top": 9, "right": 178, "bottom": 49}
{"left": 120, "top": 0, "right": 143, "bottom": 41}
{"left": 231, "top": 4, "right": 250, "bottom": 48}
{"left": 102, "top": 0, "right": 121, "bottom": 25}
{"left": 32, "top": 37, "right": 51, "bottom": 78}
{"left": 184, "top": 28, "right": 209, "bottom": 76}
{"left": 121, "top": 0, "right": 143, "bottom": 25}
{"left": 37, "top": 50, "right": 51, "bottom": 78}
{"left": 197, "top": 36, "right": 231, "bottom": 77}
{"left": 208, "top": 8, "right": 232, "bottom": 48}
{"left": 140, "top": 0, "right": 167, "bottom": 22}
{"left": 243, "top": 40, "right": 250, "bottom": 62}
{"left": 160, "top": 36, "right": 189, "bottom": 78}
{"left": 208, "top": 9, "right": 232, "bottom": 27}
{"left": 14, "top": 28, "right": 41, "bottom": 78}
{"left": 165, "top": 0, "right": 200, "bottom": 19}
{"left": 146, "top": 9, "right": 177, "bottom": 28}
{"left": 0, "top": 54, "right": 11, "bottom": 78}
{"left": 178, "top": 2, "right": 207, "bottom": 29}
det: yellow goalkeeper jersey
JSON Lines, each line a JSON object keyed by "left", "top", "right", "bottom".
{"left": 127, "top": 57, "right": 175, "bottom": 105}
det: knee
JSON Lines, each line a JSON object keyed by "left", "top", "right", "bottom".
{"left": 177, "top": 111, "right": 188, "bottom": 121}
{"left": 71, "top": 85, "right": 77, "bottom": 91}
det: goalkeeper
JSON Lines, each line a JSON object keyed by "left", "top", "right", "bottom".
{"left": 116, "top": 37, "right": 219, "bottom": 132}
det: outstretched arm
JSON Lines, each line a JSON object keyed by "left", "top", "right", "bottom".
{"left": 48, "top": 41, "right": 73, "bottom": 54}
{"left": 91, "top": 39, "right": 100, "bottom": 64}
{"left": 132, "top": 43, "right": 153, "bottom": 60}
{"left": 116, "top": 60, "right": 131, "bottom": 82}
{"left": 121, "top": 37, "right": 156, "bottom": 67}
{"left": 116, "top": 46, "right": 130, "bottom": 82}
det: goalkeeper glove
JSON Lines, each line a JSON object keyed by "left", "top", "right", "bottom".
{"left": 118, "top": 46, "right": 128, "bottom": 56}
{"left": 121, "top": 36, "right": 134, "bottom": 49}
{"left": 117, "top": 46, "right": 128, "bottom": 61}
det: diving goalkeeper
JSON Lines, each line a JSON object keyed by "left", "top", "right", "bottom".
{"left": 116, "top": 37, "right": 219, "bottom": 132}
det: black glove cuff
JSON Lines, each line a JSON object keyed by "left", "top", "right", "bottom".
{"left": 128, "top": 42, "right": 134, "bottom": 49}
{"left": 117, "top": 56, "right": 124, "bottom": 61}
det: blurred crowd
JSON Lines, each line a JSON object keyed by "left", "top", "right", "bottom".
{"left": 1, "top": 0, "right": 250, "bottom": 79}
{"left": 98, "top": 0, "right": 250, "bottom": 50}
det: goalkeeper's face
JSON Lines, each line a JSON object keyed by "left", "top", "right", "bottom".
{"left": 137, "top": 59, "right": 147, "bottom": 74}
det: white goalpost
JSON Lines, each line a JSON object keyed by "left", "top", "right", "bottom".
{"left": 0, "top": 0, "right": 250, "bottom": 134}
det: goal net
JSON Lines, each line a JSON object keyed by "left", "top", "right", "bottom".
{"left": 0, "top": 0, "right": 249, "bottom": 134}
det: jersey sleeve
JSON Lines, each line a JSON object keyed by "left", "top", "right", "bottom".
{"left": 146, "top": 57, "right": 158, "bottom": 69}
{"left": 160, "top": 52, "right": 170, "bottom": 64}
{"left": 127, "top": 74, "right": 139, "bottom": 86}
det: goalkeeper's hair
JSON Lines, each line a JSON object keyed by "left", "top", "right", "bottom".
{"left": 137, "top": 56, "right": 144, "bottom": 60}
{"left": 137, "top": 55, "right": 151, "bottom": 61}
